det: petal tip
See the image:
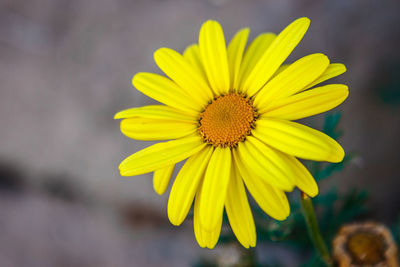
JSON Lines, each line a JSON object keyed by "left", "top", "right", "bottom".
{"left": 311, "top": 53, "right": 330, "bottom": 65}
{"left": 338, "top": 63, "right": 347, "bottom": 73}
{"left": 320, "top": 53, "right": 329, "bottom": 61}
{"left": 154, "top": 184, "right": 166, "bottom": 195}
{"left": 202, "top": 19, "right": 220, "bottom": 26}
{"left": 206, "top": 237, "right": 219, "bottom": 249}
{"left": 119, "top": 170, "right": 129, "bottom": 177}
{"left": 330, "top": 146, "right": 345, "bottom": 163}
{"left": 343, "top": 85, "right": 350, "bottom": 99}
{"left": 275, "top": 214, "right": 290, "bottom": 221}
{"left": 183, "top": 43, "right": 197, "bottom": 54}
{"left": 153, "top": 47, "right": 173, "bottom": 62}
{"left": 154, "top": 190, "right": 164, "bottom": 196}
{"left": 131, "top": 72, "right": 145, "bottom": 87}
{"left": 239, "top": 27, "right": 250, "bottom": 35}
{"left": 293, "top": 17, "right": 311, "bottom": 34}
{"left": 168, "top": 217, "right": 182, "bottom": 226}
{"left": 304, "top": 185, "right": 319, "bottom": 198}
{"left": 114, "top": 112, "right": 122, "bottom": 119}
{"left": 119, "top": 159, "right": 131, "bottom": 173}
{"left": 297, "top": 17, "right": 311, "bottom": 26}
{"left": 167, "top": 205, "right": 184, "bottom": 226}
{"left": 131, "top": 75, "right": 136, "bottom": 87}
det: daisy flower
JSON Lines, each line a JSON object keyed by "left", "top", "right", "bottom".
{"left": 115, "top": 17, "right": 348, "bottom": 249}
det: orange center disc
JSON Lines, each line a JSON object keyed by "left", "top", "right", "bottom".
{"left": 198, "top": 93, "right": 257, "bottom": 148}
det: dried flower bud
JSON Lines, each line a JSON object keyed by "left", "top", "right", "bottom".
{"left": 333, "top": 222, "right": 399, "bottom": 267}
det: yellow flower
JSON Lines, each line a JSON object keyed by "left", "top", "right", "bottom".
{"left": 115, "top": 17, "right": 348, "bottom": 249}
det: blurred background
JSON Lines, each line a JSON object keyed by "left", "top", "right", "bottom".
{"left": 0, "top": 0, "right": 399, "bottom": 266}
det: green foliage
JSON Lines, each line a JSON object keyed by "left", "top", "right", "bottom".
{"left": 323, "top": 112, "right": 342, "bottom": 140}
{"left": 390, "top": 216, "right": 400, "bottom": 247}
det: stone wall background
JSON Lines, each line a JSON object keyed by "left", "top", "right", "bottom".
{"left": 0, "top": 0, "right": 399, "bottom": 266}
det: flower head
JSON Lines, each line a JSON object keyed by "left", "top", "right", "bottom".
{"left": 332, "top": 222, "right": 399, "bottom": 267}
{"left": 115, "top": 17, "right": 348, "bottom": 249}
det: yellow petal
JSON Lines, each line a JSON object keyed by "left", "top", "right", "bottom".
{"left": 236, "top": 136, "right": 295, "bottom": 191}
{"left": 120, "top": 118, "right": 197, "bottom": 140}
{"left": 168, "top": 146, "right": 213, "bottom": 226}
{"left": 183, "top": 44, "right": 208, "bottom": 81}
{"left": 271, "top": 64, "right": 289, "bottom": 78}
{"left": 132, "top": 72, "right": 200, "bottom": 115}
{"left": 304, "top": 63, "right": 347, "bottom": 90}
{"left": 119, "top": 135, "right": 206, "bottom": 176}
{"left": 114, "top": 105, "right": 197, "bottom": 122}
{"left": 153, "top": 164, "right": 175, "bottom": 195}
{"left": 263, "top": 84, "right": 349, "bottom": 120}
{"left": 237, "top": 33, "right": 276, "bottom": 90}
{"left": 225, "top": 164, "right": 256, "bottom": 248}
{"left": 227, "top": 28, "right": 250, "bottom": 90}
{"left": 194, "top": 182, "right": 222, "bottom": 249}
{"left": 253, "top": 118, "right": 345, "bottom": 163}
{"left": 241, "top": 17, "right": 310, "bottom": 96}
{"left": 277, "top": 153, "right": 318, "bottom": 197}
{"left": 154, "top": 48, "right": 213, "bottom": 106}
{"left": 254, "top": 53, "right": 330, "bottom": 113}
{"left": 199, "top": 20, "right": 230, "bottom": 95}
{"left": 233, "top": 151, "right": 290, "bottom": 220}
{"left": 199, "top": 147, "right": 231, "bottom": 231}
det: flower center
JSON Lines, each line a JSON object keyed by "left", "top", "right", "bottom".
{"left": 198, "top": 93, "right": 257, "bottom": 148}
{"left": 347, "top": 231, "right": 386, "bottom": 265}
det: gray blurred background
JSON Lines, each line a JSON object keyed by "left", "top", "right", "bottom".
{"left": 0, "top": 0, "right": 399, "bottom": 266}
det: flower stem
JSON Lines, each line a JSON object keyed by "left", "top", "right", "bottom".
{"left": 300, "top": 192, "right": 333, "bottom": 266}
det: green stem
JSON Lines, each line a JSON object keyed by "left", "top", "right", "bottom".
{"left": 300, "top": 192, "right": 333, "bottom": 266}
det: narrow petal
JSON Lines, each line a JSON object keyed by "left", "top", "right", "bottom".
{"left": 233, "top": 151, "right": 290, "bottom": 220}
{"left": 199, "top": 147, "right": 231, "bottom": 231}
{"left": 253, "top": 118, "right": 345, "bottom": 163}
{"left": 240, "top": 17, "right": 310, "bottom": 96}
{"left": 254, "top": 53, "right": 330, "bottom": 113}
{"left": 237, "top": 33, "right": 276, "bottom": 89}
{"left": 199, "top": 20, "right": 230, "bottom": 95}
{"left": 132, "top": 72, "right": 200, "bottom": 115}
{"left": 154, "top": 48, "right": 213, "bottom": 105}
{"left": 194, "top": 201, "right": 206, "bottom": 248}
{"left": 227, "top": 28, "right": 250, "bottom": 90}
{"left": 194, "top": 183, "right": 222, "bottom": 249}
{"left": 120, "top": 118, "right": 197, "bottom": 141}
{"left": 114, "top": 105, "right": 197, "bottom": 122}
{"left": 168, "top": 146, "right": 213, "bottom": 226}
{"left": 119, "top": 135, "right": 206, "bottom": 176}
{"left": 225, "top": 164, "right": 256, "bottom": 248}
{"left": 183, "top": 44, "right": 208, "bottom": 81}
{"left": 153, "top": 164, "right": 175, "bottom": 195}
{"left": 303, "top": 63, "right": 347, "bottom": 90}
{"left": 262, "top": 84, "right": 349, "bottom": 120}
{"left": 277, "top": 153, "right": 318, "bottom": 197}
{"left": 236, "top": 136, "right": 295, "bottom": 191}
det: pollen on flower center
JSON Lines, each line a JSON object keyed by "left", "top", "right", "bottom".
{"left": 198, "top": 93, "right": 257, "bottom": 148}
